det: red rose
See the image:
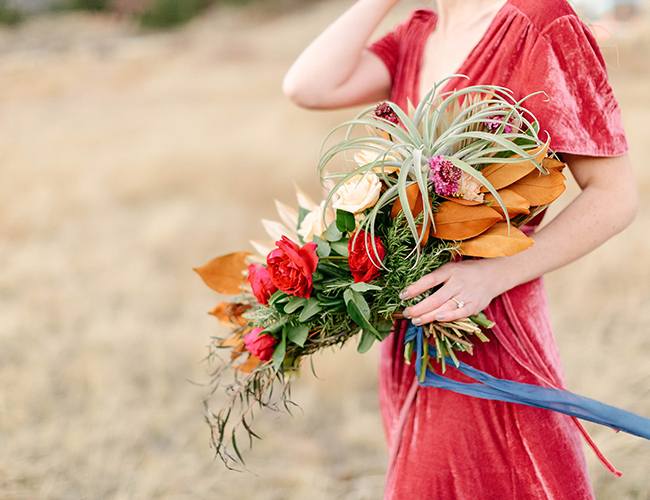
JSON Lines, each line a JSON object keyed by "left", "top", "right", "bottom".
{"left": 244, "top": 327, "right": 278, "bottom": 362}
{"left": 267, "top": 236, "right": 319, "bottom": 299}
{"left": 348, "top": 230, "right": 385, "bottom": 283}
{"left": 247, "top": 264, "right": 278, "bottom": 306}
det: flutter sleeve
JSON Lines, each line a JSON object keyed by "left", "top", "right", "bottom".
{"left": 514, "top": 15, "right": 628, "bottom": 157}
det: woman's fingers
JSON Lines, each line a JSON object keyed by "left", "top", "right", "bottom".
{"left": 411, "top": 299, "right": 472, "bottom": 326}
{"left": 404, "top": 282, "right": 455, "bottom": 319}
{"left": 400, "top": 267, "right": 451, "bottom": 301}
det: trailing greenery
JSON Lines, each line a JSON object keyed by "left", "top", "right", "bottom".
{"left": 0, "top": 1, "right": 23, "bottom": 24}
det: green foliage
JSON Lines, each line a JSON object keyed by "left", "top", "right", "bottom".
{"left": 55, "top": 0, "right": 110, "bottom": 12}
{"left": 0, "top": 1, "right": 23, "bottom": 24}
{"left": 140, "top": 0, "right": 208, "bottom": 28}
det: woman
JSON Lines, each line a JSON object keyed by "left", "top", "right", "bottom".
{"left": 283, "top": 0, "right": 638, "bottom": 498}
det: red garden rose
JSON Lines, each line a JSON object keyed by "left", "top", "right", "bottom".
{"left": 266, "top": 236, "right": 319, "bottom": 299}
{"left": 348, "top": 230, "right": 386, "bottom": 283}
{"left": 247, "top": 264, "right": 278, "bottom": 306}
{"left": 244, "top": 327, "right": 278, "bottom": 362}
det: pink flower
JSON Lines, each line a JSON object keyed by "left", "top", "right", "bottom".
{"left": 374, "top": 102, "right": 399, "bottom": 125}
{"left": 267, "top": 236, "right": 319, "bottom": 299}
{"left": 247, "top": 264, "right": 278, "bottom": 306}
{"left": 428, "top": 155, "right": 462, "bottom": 197}
{"left": 244, "top": 327, "right": 278, "bottom": 362}
{"left": 485, "top": 114, "right": 514, "bottom": 134}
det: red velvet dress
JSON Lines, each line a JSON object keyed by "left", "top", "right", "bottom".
{"left": 366, "top": 1, "right": 629, "bottom": 498}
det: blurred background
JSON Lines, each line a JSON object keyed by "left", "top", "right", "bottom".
{"left": 0, "top": 0, "right": 649, "bottom": 498}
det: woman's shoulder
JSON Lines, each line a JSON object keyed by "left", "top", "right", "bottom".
{"left": 508, "top": 0, "right": 583, "bottom": 34}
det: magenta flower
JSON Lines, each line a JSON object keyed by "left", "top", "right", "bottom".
{"left": 374, "top": 102, "right": 399, "bottom": 125}
{"left": 428, "top": 155, "right": 462, "bottom": 197}
{"left": 485, "top": 114, "right": 514, "bottom": 134}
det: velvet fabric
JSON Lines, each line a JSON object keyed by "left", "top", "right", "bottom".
{"left": 366, "top": 1, "right": 630, "bottom": 498}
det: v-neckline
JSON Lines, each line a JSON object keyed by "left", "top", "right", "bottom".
{"left": 416, "top": 0, "right": 512, "bottom": 104}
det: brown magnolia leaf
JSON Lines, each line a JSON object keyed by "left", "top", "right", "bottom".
{"left": 221, "top": 331, "right": 244, "bottom": 348}
{"left": 236, "top": 354, "right": 262, "bottom": 373}
{"left": 432, "top": 201, "right": 501, "bottom": 241}
{"left": 441, "top": 196, "right": 482, "bottom": 206}
{"left": 459, "top": 222, "right": 534, "bottom": 258}
{"left": 508, "top": 169, "right": 567, "bottom": 206}
{"left": 480, "top": 143, "right": 550, "bottom": 192}
{"left": 542, "top": 157, "right": 566, "bottom": 171}
{"left": 209, "top": 302, "right": 251, "bottom": 328}
{"left": 194, "top": 252, "right": 252, "bottom": 295}
{"left": 484, "top": 189, "right": 530, "bottom": 220}
{"left": 391, "top": 183, "right": 431, "bottom": 246}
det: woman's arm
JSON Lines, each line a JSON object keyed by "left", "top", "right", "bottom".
{"left": 283, "top": 0, "right": 400, "bottom": 109}
{"left": 402, "top": 153, "right": 639, "bottom": 325}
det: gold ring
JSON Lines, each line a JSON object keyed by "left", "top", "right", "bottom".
{"left": 451, "top": 297, "right": 465, "bottom": 309}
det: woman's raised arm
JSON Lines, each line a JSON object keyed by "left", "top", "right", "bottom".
{"left": 283, "top": 0, "right": 401, "bottom": 110}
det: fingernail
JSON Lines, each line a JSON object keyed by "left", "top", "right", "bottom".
{"left": 399, "top": 290, "right": 409, "bottom": 300}
{"left": 403, "top": 309, "right": 411, "bottom": 319}
{"left": 412, "top": 318, "right": 422, "bottom": 326}
{"left": 436, "top": 314, "right": 446, "bottom": 321}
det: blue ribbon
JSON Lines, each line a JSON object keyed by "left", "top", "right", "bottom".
{"left": 405, "top": 322, "right": 650, "bottom": 439}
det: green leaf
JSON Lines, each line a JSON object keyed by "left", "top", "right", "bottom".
{"left": 350, "top": 282, "right": 382, "bottom": 293}
{"left": 335, "top": 209, "right": 356, "bottom": 233}
{"left": 299, "top": 297, "right": 323, "bottom": 322}
{"left": 287, "top": 324, "right": 309, "bottom": 347}
{"left": 284, "top": 296, "right": 308, "bottom": 314}
{"left": 322, "top": 223, "right": 343, "bottom": 242}
{"left": 231, "top": 432, "right": 245, "bottom": 465}
{"left": 272, "top": 328, "right": 288, "bottom": 372}
{"left": 268, "top": 290, "right": 289, "bottom": 307}
{"left": 357, "top": 329, "right": 376, "bottom": 353}
{"left": 375, "top": 320, "right": 393, "bottom": 341}
{"left": 296, "top": 207, "right": 310, "bottom": 245}
{"left": 330, "top": 240, "right": 350, "bottom": 257}
{"left": 313, "top": 235, "right": 331, "bottom": 258}
{"left": 344, "top": 289, "right": 379, "bottom": 338}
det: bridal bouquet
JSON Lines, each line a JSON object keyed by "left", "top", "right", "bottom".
{"left": 196, "top": 80, "right": 567, "bottom": 466}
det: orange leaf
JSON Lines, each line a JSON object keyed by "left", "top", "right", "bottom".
{"left": 480, "top": 143, "right": 550, "bottom": 192}
{"left": 458, "top": 222, "right": 534, "bottom": 257}
{"left": 432, "top": 201, "right": 501, "bottom": 241}
{"left": 391, "top": 183, "right": 431, "bottom": 246}
{"left": 484, "top": 189, "right": 530, "bottom": 220}
{"left": 542, "top": 157, "right": 566, "bottom": 171}
{"left": 441, "top": 196, "right": 482, "bottom": 206}
{"left": 194, "top": 252, "right": 252, "bottom": 295}
{"left": 508, "top": 169, "right": 567, "bottom": 206}
{"left": 236, "top": 354, "right": 262, "bottom": 373}
{"left": 209, "top": 302, "right": 251, "bottom": 328}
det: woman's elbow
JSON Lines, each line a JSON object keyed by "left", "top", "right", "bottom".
{"left": 282, "top": 74, "right": 324, "bottom": 109}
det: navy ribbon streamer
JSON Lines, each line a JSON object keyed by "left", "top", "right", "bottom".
{"left": 405, "top": 322, "right": 650, "bottom": 440}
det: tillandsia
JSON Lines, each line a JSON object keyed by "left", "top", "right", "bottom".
{"left": 196, "top": 77, "right": 568, "bottom": 468}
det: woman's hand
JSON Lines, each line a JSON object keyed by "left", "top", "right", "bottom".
{"left": 401, "top": 259, "right": 506, "bottom": 325}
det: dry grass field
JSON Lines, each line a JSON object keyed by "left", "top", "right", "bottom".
{"left": 0, "top": 1, "right": 649, "bottom": 499}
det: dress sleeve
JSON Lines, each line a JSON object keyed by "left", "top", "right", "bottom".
{"left": 514, "top": 15, "right": 628, "bottom": 157}
{"left": 365, "top": 19, "right": 408, "bottom": 84}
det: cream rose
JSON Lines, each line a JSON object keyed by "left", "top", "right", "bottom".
{"left": 456, "top": 171, "right": 485, "bottom": 203}
{"left": 332, "top": 172, "right": 382, "bottom": 214}
{"left": 297, "top": 201, "right": 335, "bottom": 242}
{"left": 354, "top": 148, "right": 400, "bottom": 174}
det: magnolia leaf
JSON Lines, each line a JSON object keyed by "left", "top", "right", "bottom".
{"left": 357, "top": 329, "right": 376, "bottom": 353}
{"left": 479, "top": 143, "right": 550, "bottom": 192}
{"left": 508, "top": 169, "right": 567, "bottom": 206}
{"left": 441, "top": 196, "right": 482, "bottom": 206}
{"left": 458, "top": 222, "right": 534, "bottom": 258}
{"left": 209, "top": 302, "right": 251, "bottom": 328}
{"left": 391, "top": 183, "right": 431, "bottom": 245}
{"left": 542, "top": 157, "right": 566, "bottom": 171}
{"left": 236, "top": 354, "right": 262, "bottom": 373}
{"left": 432, "top": 201, "right": 501, "bottom": 241}
{"left": 287, "top": 324, "right": 310, "bottom": 347}
{"left": 483, "top": 189, "right": 530, "bottom": 220}
{"left": 194, "top": 252, "right": 251, "bottom": 294}
{"left": 220, "top": 331, "right": 244, "bottom": 348}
